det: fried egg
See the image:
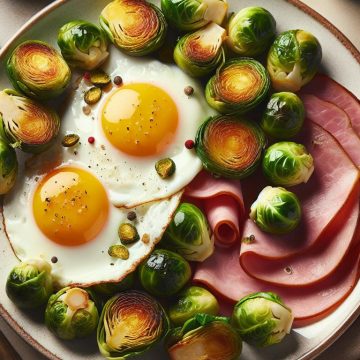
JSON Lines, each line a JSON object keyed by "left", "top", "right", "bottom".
{"left": 3, "top": 55, "right": 213, "bottom": 286}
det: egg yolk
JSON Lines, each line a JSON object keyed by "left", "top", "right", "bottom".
{"left": 101, "top": 83, "right": 178, "bottom": 156}
{"left": 33, "top": 167, "right": 109, "bottom": 246}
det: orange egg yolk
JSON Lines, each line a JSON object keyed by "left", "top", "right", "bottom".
{"left": 101, "top": 83, "right": 178, "bottom": 156}
{"left": 33, "top": 167, "right": 109, "bottom": 246}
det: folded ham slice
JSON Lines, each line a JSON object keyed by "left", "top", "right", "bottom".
{"left": 240, "top": 121, "right": 360, "bottom": 267}
{"left": 300, "top": 94, "right": 360, "bottom": 167}
{"left": 300, "top": 74, "right": 360, "bottom": 137}
{"left": 185, "top": 171, "right": 245, "bottom": 247}
{"left": 193, "top": 235, "right": 360, "bottom": 327}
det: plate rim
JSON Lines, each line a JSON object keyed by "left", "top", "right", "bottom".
{"left": 0, "top": 1, "right": 359, "bottom": 360}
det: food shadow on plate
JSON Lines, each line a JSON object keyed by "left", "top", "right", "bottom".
{"left": 240, "top": 331, "right": 304, "bottom": 360}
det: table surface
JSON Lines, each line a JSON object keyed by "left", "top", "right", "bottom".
{"left": 0, "top": 0, "right": 359, "bottom": 359}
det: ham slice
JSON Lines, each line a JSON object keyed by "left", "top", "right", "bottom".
{"left": 193, "top": 235, "right": 360, "bottom": 327}
{"left": 300, "top": 74, "right": 360, "bottom": 137}
{"left": 240, "top": 122, "right": 360, "bottom": 265}
{"left": 185, "top": 171, "right": 245, "bottom": 247}
{"left": 300, "top": 94, "right": 360, "bottom": 167}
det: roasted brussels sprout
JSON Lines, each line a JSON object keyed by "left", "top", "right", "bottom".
{"left": 92, "top": 273, "right": 135, "bottom": 298}
{"left": 267, "top": 29, "right": 322, "bottom": 91}
{"left": 206, "top": 58, "right": 270, "bottom": 114}
{"left": 161, "top": 203, "right": 213, "bottom": 261}
{"left": 232, "top": 292, "right": 293, "bottom": 347}
{"left": 139, "top": 249, "right": 191, "bottom": 297}
{"left": 97, "top": 290, "right": 169, "bottom": 359}
{"left": 6, "top": 40, "right": 71, "bottom": 100}
{"left": 0, "top": 89, "right": 60, "bottom": 153}
{"left": 161, "top": 0, "right": 228, "bottom": 31}
{"left": 174, "top": 22, "right": 226, "bottom": 77}
{"left": 262, "top": 142, "right": 314, "bottom": 187}
{"left": 45, "top": 287, "right": 99, "bottom": 340}
{"left": 100, "top": 0, "right": 167, "bottom": 56}
{"left": 169, "top": 286, "right": 219, "bottom": 326}
{"left": 166, "top": 313, "right": 242, "bottom": 360}
{"left": 58, "top": 20, "right": 109, "bottom": 70}
{"left": 261, "top": 92, "right": 305, "bottom": 139}
{"left": 6, "top": 259, "right": 53, "bottom": 309}
{"left": 0, "top": 138, "right": 18, "bottom": 194}
{"left": 227, "top": 7, "right": 276, "bottom": 56}
{"left": 250, "top": 186, "right": 302, "bottom": 234}
{"left": 196, "top": 115, "right": 266, "bottom": 179}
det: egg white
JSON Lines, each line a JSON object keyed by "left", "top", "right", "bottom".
{"left": 3, "top": 52, "right": 213, "bottom": 287}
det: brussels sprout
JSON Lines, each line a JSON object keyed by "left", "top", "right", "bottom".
{"left": 91, "top": 272, "right": 135, "bottom": 298}
{"left": 168, "top": 286, "right": 219, "bottom": 326}
{"left": 161, "top": 203, "right": 213, "bottom": 261}
{"left": 206, "top": 58, "right": 270, "bottom": 114}
{"left": 232, "top": 292, "right": 293, "bottom": 347}
{"left": 57, "top": 20, "right": 109, "bottom": 70}
{"left": 100, "top": 0, "right": 167, "bottom": 56}
{"left": 262, "top": 142, "right": 314, "bottom": 187}
{"left": 139, "top": 249, "right": 191, "bottom": 297}
{"left": 166, "top": 313, "right": 242, "bottom": 360}
{"left": 6, "top": 259, "right": 53, "bottom": 309}
{"left": 6, "top": 40, "right": 71, "bottom": 100}
{"left": 155, "top": 158, "right": 176, "bottom": 179}
{"left": 261, "top": 92, "right": 305, "bottom": 139}
{"left": 161, "top": 0, "right": 228, "bottom": 31}
{"left": 267, "top": 29, "right": 322, "bottom": 91}
{"left": 0, "top": 138, "right": 18, "bottom": 194}
{"left": 227, "top": 7, "right": 276, "bottom": 57}
{"left": 195, "top": 115, "right": 267, "bottom": 179}
{"left": 97, "top": 290, "right": 169, "bottom": 359}
{"left": 174, "top": 22, "right": 226, "bottom": 77}
{"left": 0, "top": 89, "right": 60, "bottom": 153}
{"left": 250, "top": 186, "right": 301, "bottom": 234}
{"left": 45, "top": 287, "right": 99, "bottom": 340}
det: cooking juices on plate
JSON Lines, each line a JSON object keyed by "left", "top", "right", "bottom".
{"left": 1, "top": 0, "right": 359, "bottom": 359}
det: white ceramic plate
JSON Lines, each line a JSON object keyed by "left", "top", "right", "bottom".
{"left": 0, "top": 1, "right": 359, "bottom": 359}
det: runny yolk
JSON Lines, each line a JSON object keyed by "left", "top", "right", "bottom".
{"left": 33, "top": 167, "right": 109, "bottom": 246}
{"left": 101, "top": 83, "right": 178, "bottom": 156}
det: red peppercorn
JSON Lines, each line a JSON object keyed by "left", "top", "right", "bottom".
{"left": 88, "top": 136, "right": 95, "bottom": 144}
{"left": 83, "top": 72, "right": 91, "bottom": 81}
{"left": 185, "top": 140, "right": 195, "bottom": 149}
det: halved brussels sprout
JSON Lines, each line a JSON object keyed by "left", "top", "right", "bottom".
{"left": 174, "top": 22, "right": 226, "bottom": 77}
{"left": 168, "top": 286, "right": 219, "bottom": 326}
{"left": 267, "top": 29, "right": 322, "bottom": 91}
{"left": 161, "top": 0, "right": 228, "bottom": 31}
{"left": 250, "top": 186, "right": 301, "bottom": 234}
{"left": 58, "top": 20, "right": 109, "bottom": 70}
{"left": 161, "top": 203, "right": 214, "bottom": 262}
{"left": 166, "top": 313, "right": 242, "bottom": 360}
{"left": 139, "top": 249, "right": 191, "bottom": 297}
{"left": 6, "top": 40, "right": 71, "bottom": 100}
{"left": 0, "top": 89, "right": 60, "bottom": 153}
{"left": 45, "top": 287, "right": 99, "bottom": 340}
{"left": 195, "top": 115, "right": 267, "bottom": 179}
{"left": 232, "top": 292, "right": 293, "bottom": 347}
{"left": 206, "top": 58, "right": 270, "bottom": 114}
{"left": 97, "top": 290, "right": 169, "bottom": 359}
{"left": 262, "top": 142, "right": 314, "bottom": 187}
{"left": 0, "top": 138, "right": 18, "bottom": 194}
{"left": 260, "top": 92, "right": 305, "bottom": 139}
{"left": 100, "top": 0, "right": 167, "bottom": 56}
{"left": 227, "top": 7, "right": 276, "bottom": 56}
{"left": 6, "top": 259, "right": 53, "bottom": 309}
{"left": 91, "top": 272, "right": 135, "bottom": 298}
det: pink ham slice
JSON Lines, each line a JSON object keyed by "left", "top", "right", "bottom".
{"left": 240, "top": 121, "right": 360, "bottom": 268}
{"left": 184, "top": 171, "right": 245, "bottom": 247}
{"left": 193, "top": 234, "right": 360, "bottom": 327}
{"left": 300, "top": 94, "right": 360, "bottom": 167}
{"left": 300, "top": 74, "right": 360, "bottom": 137}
